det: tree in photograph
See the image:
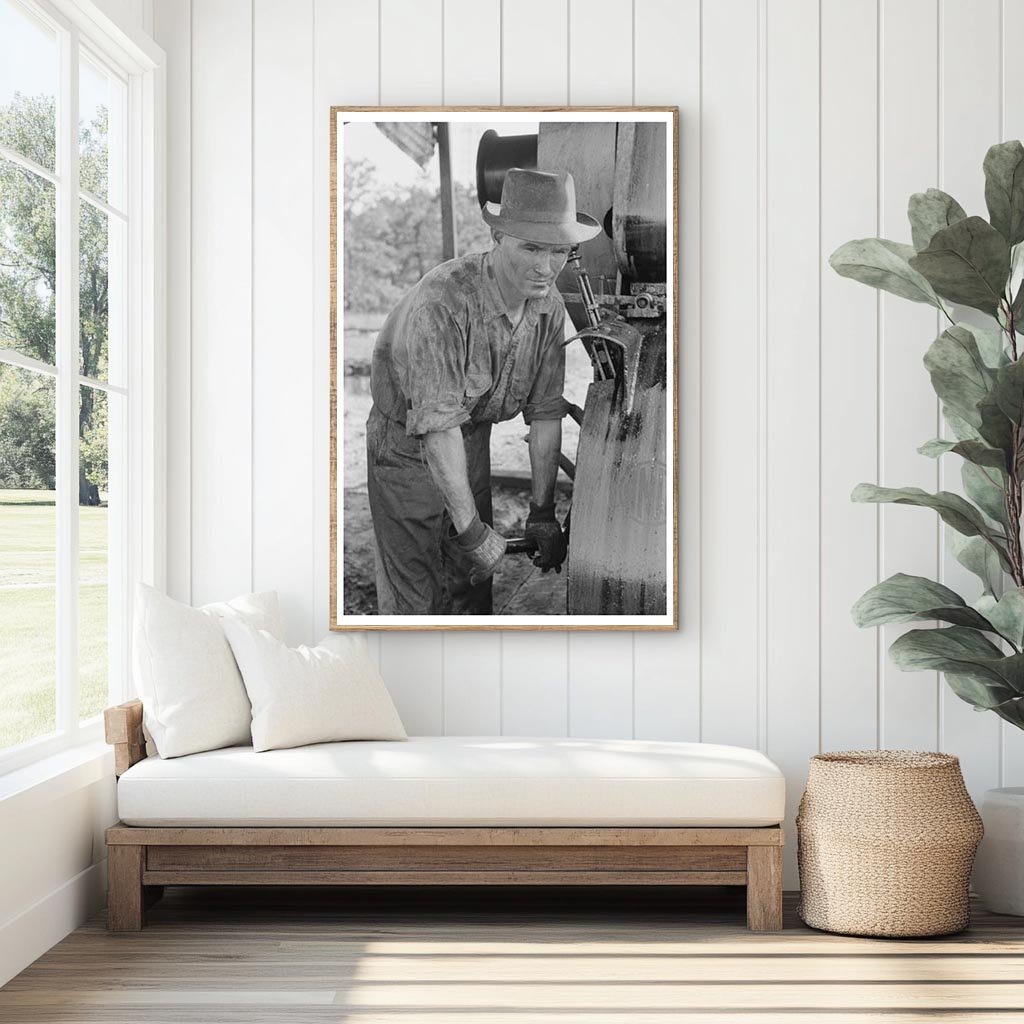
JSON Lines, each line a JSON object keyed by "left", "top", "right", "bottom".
{"left": 0, "top": 93, "right": 108, "bottom": 502}
{"left": 343, "top": 157, "right": 493, "bottom": 315}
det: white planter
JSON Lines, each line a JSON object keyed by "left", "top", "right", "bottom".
{"left": 973, "top": 787, "right": 1024, "bottom": 916}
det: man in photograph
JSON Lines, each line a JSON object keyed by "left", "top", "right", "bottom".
{"left": 366, "top": 168, "right": 601, "bottom": 615}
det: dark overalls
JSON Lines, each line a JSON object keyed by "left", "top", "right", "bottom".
{"left": 366, "top": 250, "right": 567, "bottom": 615}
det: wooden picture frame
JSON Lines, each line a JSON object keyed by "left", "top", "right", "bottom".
{"left": 330, "top": 107, "right": 679, "bottom": 630}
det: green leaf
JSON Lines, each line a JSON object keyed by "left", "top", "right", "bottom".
{"left": 890, "top": 624, "right": 1004, "bottom": 668}
{"left": 944, "top": 671, "right": 1024, "bottom": 714}
{"left": 851, "top": 483, "right": 1008, "bottom": 547}
{"left": 918, "top": 437, "right": 1007, "bottom": 470}
{"left": 984, "top": 140, "right": 1024, "bottom": 246}
{"left": 993, "top": 357, "right": 1024, "bottom": 423}
{"left": 977, "top": 589, "right": 1024, "bottom": 649}
{"left": 889, "top": 627, "right": 1024, "bottom": 703}
{"left": 978, "top": 391, "right": 1016, "bottom": 458}
{"left": 969, "top": 322, "right": 1011, "bottom": 368}
{"left": 908, "top": 188, "right": 968, "bottom": 251}
{"left": 830, "top": 238, "right": 943, "bottom": 307}
{"left": 950, "top": 533, "right": 1004, "bottom": 597}
{"left": 1012, "top": 278, "right": 1024, "bottom": 325}
{"left": 923, "top": 325, "right": 997, "bottom": 428}
{"left": 909, "top": 216, "right": 1011, "bottom": 314}
{"left": 942, "top": 406, "right": 983, "bottom": 442}
{"left": 962, "top": 461, "right": 1009, "bottom": 528}
{"left": 1008, "top": 242, "right": 1024, "bottom": 323}
{"left": 852, "top": 573, "right": 994, "bottom": 630}
{"left": 983, "top": 687, "right": 1024, "bottom": 728}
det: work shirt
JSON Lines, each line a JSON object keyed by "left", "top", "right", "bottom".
{"left": 370, "top": 250, "right": 569, "bottom": 436}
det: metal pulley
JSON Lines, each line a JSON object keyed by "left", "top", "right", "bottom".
{"left": 475, "top": 130, "right": 538, "bottom": 207}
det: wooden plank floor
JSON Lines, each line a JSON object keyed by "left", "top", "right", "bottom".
{"left": 3, "top": 885, "right": 1024, "bottom": 1022}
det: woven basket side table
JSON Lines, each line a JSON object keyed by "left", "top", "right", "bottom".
{"left": 797, "top": 750, "right": 983, "bottom": 938}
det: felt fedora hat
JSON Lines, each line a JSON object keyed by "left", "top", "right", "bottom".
{"left": 482, "top": 168, "right": 601, "bottom": 245}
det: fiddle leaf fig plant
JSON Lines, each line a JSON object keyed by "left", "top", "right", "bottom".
{"left": 832, "top": 140, "right": 1024, "bottom": 731}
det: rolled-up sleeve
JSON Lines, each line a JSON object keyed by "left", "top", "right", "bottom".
{"left": 402, "top": 302, "right": 470, "bottom": 435}
{"left": 523, "top": 303, "right": 569, "bottom": 424}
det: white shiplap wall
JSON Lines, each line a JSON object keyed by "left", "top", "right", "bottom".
{"left": 154, "top": 0, "right": 1024, "bottom": 884}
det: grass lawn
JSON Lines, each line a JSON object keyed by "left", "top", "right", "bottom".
{"left": 0, "top": 489, "right": 109, "bottom": 751}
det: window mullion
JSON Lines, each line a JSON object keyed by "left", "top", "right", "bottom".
{"left": 55, "top": 23, "right": 81, "bottom": 735}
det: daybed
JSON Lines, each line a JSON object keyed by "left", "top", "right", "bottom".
{"left": 104, "top": 699, "right": 786, "bottom": 932}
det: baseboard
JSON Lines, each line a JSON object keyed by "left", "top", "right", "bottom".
{"left": 0, "top": 859, "right": 107, "bottom": 987}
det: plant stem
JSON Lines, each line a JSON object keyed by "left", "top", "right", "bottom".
{"left": 1006, "top": 307, "right": 1024, "bottom": 587}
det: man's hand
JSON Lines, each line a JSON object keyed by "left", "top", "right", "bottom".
{"left": 453, "top": 514, "right": 507, "bottom": 585}
{"left": 525, "top": 501, "right": 567, "bottom": 573}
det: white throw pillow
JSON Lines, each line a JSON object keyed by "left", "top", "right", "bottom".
{"left": 133, "top": 584, "right": 283, "bottom": 758}
{"left": 223, "top": 621, "right": 407, "bottom": 752}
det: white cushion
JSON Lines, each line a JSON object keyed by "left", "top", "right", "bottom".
{"left": 116, "top": 736, "right": 786, "bottom": 827}
{"left": 222, "top": 622, "right": 407, "bottom": 752}
{"left": 133, "top": 584, "right": 283, "bottom": 759}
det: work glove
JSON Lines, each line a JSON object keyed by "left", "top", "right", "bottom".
{"left": 525, "top": 501, "right": 568, "bottom": 573}
{"left": 453, "top": 514, "right": 507, "bottom": 585}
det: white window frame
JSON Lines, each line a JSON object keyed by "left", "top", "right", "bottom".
{"left": 0, "top": 0, "right": 164, "bottom": 776}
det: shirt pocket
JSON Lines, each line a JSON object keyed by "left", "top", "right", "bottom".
{"left": 464, "top": 372, "right": 492, "bottom": 404}
{"left": 508, "top": 360, "right": 536, "bottom": 404}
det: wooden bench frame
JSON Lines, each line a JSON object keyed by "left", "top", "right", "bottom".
{"left": 104, "top": 700, "right": 784, "bottom": 932}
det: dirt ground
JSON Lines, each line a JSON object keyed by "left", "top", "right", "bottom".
{"left": 340, "top": 321, "right": 584, "bottom": 616}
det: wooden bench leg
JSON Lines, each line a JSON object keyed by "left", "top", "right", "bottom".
{"left": 144, "top": 884, "right": 165, "bottom": 910}
{"left": 107, "top": 845, "right": 145, "bottom": 931}
{"left": 746, "top": 845, "right": 783, "bottom": 931}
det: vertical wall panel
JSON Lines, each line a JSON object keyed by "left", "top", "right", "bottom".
{"left": 568, "top": 0, "right": 632, "bottom": 104}
{"left": 153, "top": 0, "right": 190, "bottom": 604}
{"left": 764, "top": 0, "right": 821, "bottom": 884}
{"left": 381, "top": 0, "right": 443, "bottom": 104}
{"left": 92, "top": 0, "right": 147, "bottom": 33}
{"left": 502, "top": 634, "right": 569, "bottom": 735}
{"left": 938, "top": 0, "right": 1002, "bottom": 795}
{"left": 1002, "top": 0, "right": 1024, "bottom": 786}
{"left": 878, "top": 0, "right": 941, "bottom": 751}
{"left": 498, "top": 0, "right": 572, "bottom": 735}
{"left": 699, "top": 0, "right": 760, "bottom": 749}
{"left": 189, "top": 0, "right": 253, "bottom": 605}
{"left": 564, "top": 0, "right": 635, "bottom": 737}
{"left": 502, "top": 0, "right": 568, "bottom": 103}
{"left": 820, "top": 0, "right": 879, "bottom": 752}
{"left": 313, "top": 0, "right": 380, "bottom": 659}
{"left": 441, "top": 0, "right": 504, "bottom": 733}
{"left": 253, "top": 0, "right": 316, "bottom": 646}
{"left": 444, "top": 638, "right": 501, "bottom": 734}
{"left": 380, "top": 633, "right": 445, "bottom": 734}
{"left": 569, "top": 634, "right": 634, "bottom": 738}
{"left": 631, "top": 0, "right": 700, "bottom": 742}
{"left": 443, "top": 0, "right": 500, "bottom": 105}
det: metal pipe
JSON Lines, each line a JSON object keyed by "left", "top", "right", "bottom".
{"left": 436, "top": 122, "right": 457, "bottom": 260}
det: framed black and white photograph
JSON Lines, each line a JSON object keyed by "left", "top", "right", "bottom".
{"left": 330, "top": 108, "right": 678, "bottom": 630}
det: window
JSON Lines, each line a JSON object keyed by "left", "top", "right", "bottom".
{"left": 0, "top": 0, "right": 161, "bottom": 772}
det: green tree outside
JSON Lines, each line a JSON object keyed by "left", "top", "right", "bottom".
{"left": 1, "top": 92, "right": 111, "bottom": 750}
{"left": 1, "top": 91, "right": 110, "bottom": 501}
